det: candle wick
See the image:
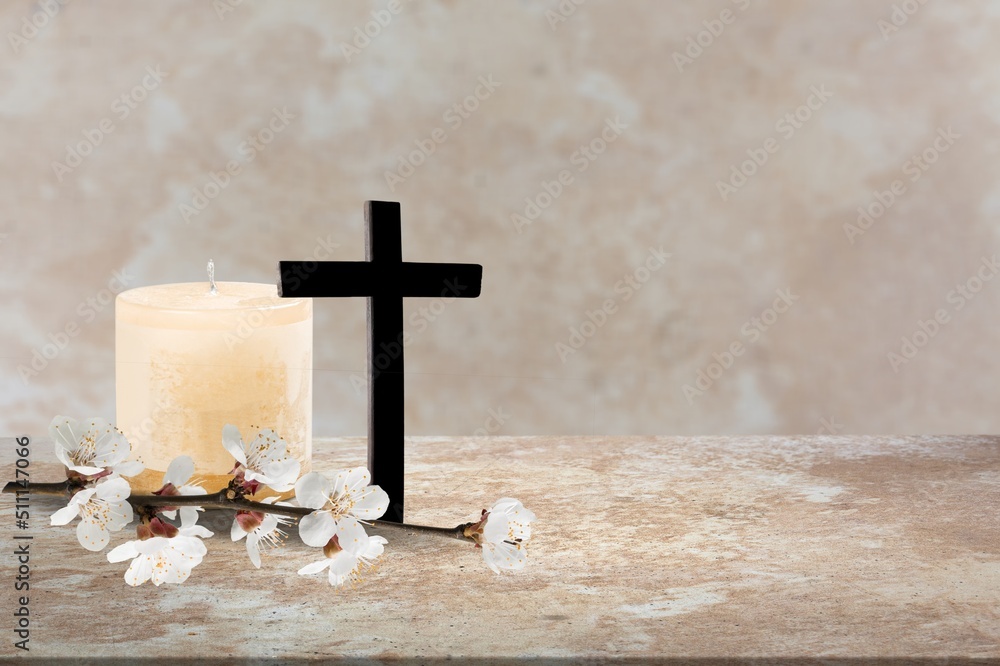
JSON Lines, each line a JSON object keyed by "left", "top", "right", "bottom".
{"left": 207, "top": 259, "right": 218, "bottom": 296}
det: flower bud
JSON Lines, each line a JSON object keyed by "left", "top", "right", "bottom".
{"left": 152, "top": 482, "right": 179, "bottom": 497}
{"left": 463, "top": 509, "right": 490, "bottom": 545}
{"left": 323, "top": 535, "right": 343, "bottom": 559}
{"left": 235, "top": 510, "right": 264, "bottom": 533}
{"left": 148, "top": 517, "right": 179, "bottom": 538}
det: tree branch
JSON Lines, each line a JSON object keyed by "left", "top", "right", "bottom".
{"left": 3, "top": 480, "right": 470, "bottom": 541}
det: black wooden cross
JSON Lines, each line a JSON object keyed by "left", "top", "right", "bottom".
{"left": 277, "top": 201, "right": 483, "bottom": 523}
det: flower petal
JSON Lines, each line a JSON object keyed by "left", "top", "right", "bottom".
{"left": 490, "top": 497, "right": 523, "bottom": 514}
{"left": 175, "top": 535, "right": 209, "bottom": 558}
{"left": 88, "top": 421, "right": 129, "bottom": 468}
{"left": 150, "top": 556, "right": 178, "bottom": 586}
{"left": 246, "top": 534, "right": 262, "bottom": 569}
{"left": 180, "top": 524, "right": 214, "bottom": 540}
{"left": 77, "top": 519, "right": 110, "bottom": 551}
{"left": 364, "top": 535, "right": 388, "bottom": 559}
{"left": 485, "top": 498, "right": 535, "bottom": 542}
{"left": 334, "top": 517, "right": 370, "bottom": 556}
{"left": 69, "top": 464, "right": 107, "bottom": 476}
{"left": 295, "top": 472, "right": 331, "bottom": 510}
{"left": 152, "top": 540, "right": 204, "bottom": 586}
{"left": 178, "top": 507, "right": 201, "bottom": 528}
{"left": 340, "top": 467, "right": 372, "bottom": 495}
{"left": 51, "top": 495, "right": 90, "bottom": 527}
{"left": 222, "top": 424, "right": 248, "bottom": 466}
{"left": 69, "top": 487, "right": 98, "bottom": 506}
{"left": 95, "top": 476, "right": 131, "bottom": 502}
{"left": 482, "top": 511, "right": 511, "bottom": 543}
{"left": 252, "top": 429, "right": 288, "bottom": 461}
{"left": 231, "top": 517, "right": 247, "bottom": 541}
{"left": 134, "top": 536, "right": 170, "bottom": 554}
{"left": 330, "top": 468, "right": 366, "bottom": 503}
{"left": 298, "top": 559, "right": 330, "bottom": 576}
{"left": 299, "top": 510, "right": 337, "bottom": 547}
{"left": 258, "top": 512, "right": 280, "bottom": 534}
{"left": 106, "top": 500, "right": 134, "bottom": 531}
{"left": 177, "top": 501, "right": 207, "bottom": 530}
{"left": 53, "top": 446, "right": 74, "bottom": 471}
{"left": 254, "top": 457, "right": 300, "bottom": 492}
{"left": 483, "top": 540, "right": 528, "bottom": 573}
{"left": 163, "top": 456, "right": 195, "bottom": 487}
{"left": 49, "top": 416, "right": 83, "bottom": 453}
{"left": 49, "top": 504, "right": 80, "bottom": 526}
{"left": 482, "top": 548, "right": 501, "bottom": 574}
{"left": 348, "top": 485, "right": 390, "bottom": 520}
{"left": 327, "top": 549, "right": 360, "bottom": 581}
{"left": 113, "top": 460, "right": 145, "bottom": 477}
{"left": 124, "top": 555, "right": 154, "bottom": 586}
{"left": 107, "top": 540, "right": 139, "bottom": 563}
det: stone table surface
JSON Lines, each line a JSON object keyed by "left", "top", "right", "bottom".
{"left": 1, "top": 435, "right": 999, "bottom": 664}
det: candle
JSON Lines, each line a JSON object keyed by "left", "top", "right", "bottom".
{"left": 115, "top": 262, "right": 312, "bottom": 493}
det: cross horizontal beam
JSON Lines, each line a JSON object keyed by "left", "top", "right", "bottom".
{"left": 277, "top": 261, "right": 483, "bottom": 299}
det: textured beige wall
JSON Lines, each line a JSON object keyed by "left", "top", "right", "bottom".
{"left": 2, "top": 0, "right": 999, "bottom": 437}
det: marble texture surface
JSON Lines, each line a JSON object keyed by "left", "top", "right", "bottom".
{"left": 2, "top": 1, "right": 1000, "bottom": 438}
{"left": 0, "top": 435, "right": 998, "bottom": 662}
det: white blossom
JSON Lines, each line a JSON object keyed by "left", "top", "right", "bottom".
{"left": 297, "top": 517, "right": 387, "bottom": 587}
{"left": 465, "top": 498, "right": 536, "bottom": 573}
{"left": 50, "top": 476, "right": 133, "bottom": 552}
{"left": 156, "top": 455, "right": 208, "bottom": 526}
{"left": 49, "top": 415, "right": 143, "bottom": 478}
{"left": 222, "top": 425, "right": 300, "bottom": 493}
{"left": 295, "top": 468, "right": 388, "bottom": 547}
{"left": 231, "top": 497, "right": 292, "bottom": 569}
{"left": 106, "top": 513, "right": 213, "bottom": 586}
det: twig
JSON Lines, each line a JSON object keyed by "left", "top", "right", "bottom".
{"left": 3, "top": 480, "right": 471, "bottom": 541}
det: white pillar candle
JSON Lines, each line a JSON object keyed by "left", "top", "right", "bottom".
{"left": 115, "top": 264, "right": 312, "bottom": 493}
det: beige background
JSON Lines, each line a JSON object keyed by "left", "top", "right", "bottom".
{"left": 2, "top": 0, "right": 999, "bottom": 437}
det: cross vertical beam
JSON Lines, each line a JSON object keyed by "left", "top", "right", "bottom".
{"left": 364, "top": 201, "right": 404, "bottom": 523}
